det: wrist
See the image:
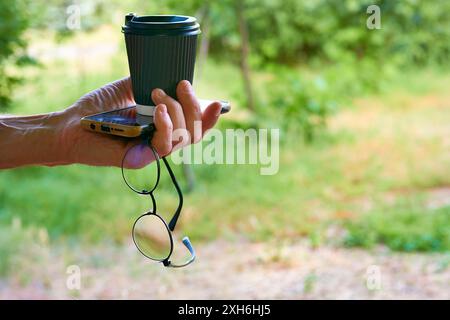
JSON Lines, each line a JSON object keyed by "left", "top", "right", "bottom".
{"left": 0, "top": 111, "right": 69, "bottom": 168}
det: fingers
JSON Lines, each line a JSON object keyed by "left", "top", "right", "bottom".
{"left": 150, "top": 83, "right": 222, "bottom": 157}
{"left": 151, "top": 104, "right": 173, "bottom": 156}
{"left": 202, "top": 101, "right": 222, "bottom": 135}
{"left": 176, "top": 80, "right": 202, "bottom": 143}
{"left": 152, "top": 88, "right": 187, "bottom": 147}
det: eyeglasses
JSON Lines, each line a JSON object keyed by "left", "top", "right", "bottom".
{"left": 121, "top": 136, "right": 195, "bottom": 268}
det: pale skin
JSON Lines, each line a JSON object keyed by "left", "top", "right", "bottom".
{"left": 0, "top": 78, "right": 222, "bottom": 169}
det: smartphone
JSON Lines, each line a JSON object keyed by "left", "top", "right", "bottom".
{"left": 80, "top": 99, "right": 230, "bottom": 138}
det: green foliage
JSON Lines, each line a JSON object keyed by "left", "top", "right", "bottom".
{"left": 0, "top": 164, "right": 177, "bottom": 242}
{"left": 0, "top": 0, "right": 30, "bottom": 110}
{"left": 243, "top": 0, "right": 450, "bottom": 68}
{"left": 164, "top": 0, "right": 450, "bottom": 68}
{"left": 264, "top": 69, "right": 337, "bottom": 142}
{"left": 344, "top": 203, "right": 450, "bottom": 252}
{"left": 162, "top": 0, "right": 450, "bottom": 138}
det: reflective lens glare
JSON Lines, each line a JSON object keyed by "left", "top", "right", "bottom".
{"left": 122, "top": 143, "right": 159, "bottom": 194}
{"left": 132, "top": 214, "right": 172, "bottom": 261}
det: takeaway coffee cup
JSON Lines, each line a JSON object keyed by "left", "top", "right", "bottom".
{"left": 122, "top": 13, "right": 201, "bottom": 116}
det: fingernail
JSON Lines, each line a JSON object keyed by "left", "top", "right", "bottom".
{"left": 158, "top": 104, "right": 167, "bottom": 114}
{"left": 181, "top": 80, "right": 192, "bottom": 93}
{"left": 153, "top": 89, "right": 165, "bottom": 99}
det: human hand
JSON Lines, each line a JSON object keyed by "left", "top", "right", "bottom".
{"left": 0, "top": 78, "right": 222, "bottom": 169}
{"left": 59, "top": 77, "right": 222, "bottom": 167}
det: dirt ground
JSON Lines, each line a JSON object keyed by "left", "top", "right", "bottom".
{"left": 0, "top": 239, "right": 448, "bottom": 300}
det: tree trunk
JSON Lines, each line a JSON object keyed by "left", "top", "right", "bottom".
{"left": 196, "top": 4, "right": 210, "bottom": 78}
{"left": 236, "top": 1, "right": 255, "bottom": 112}
{"left": 182, "top": 160, "right": 196, "bottom": 193}
{"left": 180, "top": 4, "right": 212, "bottom": 193}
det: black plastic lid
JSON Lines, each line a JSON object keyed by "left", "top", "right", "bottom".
{"left": 122, "top": 13, "right": 201, "bottom": 36}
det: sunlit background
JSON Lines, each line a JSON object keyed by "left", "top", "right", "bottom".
{"left": 0, "top": 0, "right": 449, "bottom": 299}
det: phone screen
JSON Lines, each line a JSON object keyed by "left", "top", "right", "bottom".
{"left": 85, "top": 100, "right": 230, "bottom": 127}
{"left": 85, "top": 106, "right": 153, "bottom": 126}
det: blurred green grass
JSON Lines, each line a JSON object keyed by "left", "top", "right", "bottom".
{"left": 344, "top": 201, "right": 450, "bottom": 252}
{"left": 1, "top": 45, "right": 449, "bottom": 254}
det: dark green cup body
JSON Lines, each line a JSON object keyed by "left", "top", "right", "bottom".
{"left": 122, "top": 14, "right": 201, "bottom": 107}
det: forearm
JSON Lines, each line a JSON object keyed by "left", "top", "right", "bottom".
{"left": 0, "top": 112, "right": 70, "bottom": 169}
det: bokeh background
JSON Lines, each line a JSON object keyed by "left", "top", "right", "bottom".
{"left": 0, "top": 0, "right": 449, "bottom": 299}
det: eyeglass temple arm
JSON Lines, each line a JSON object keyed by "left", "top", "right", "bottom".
{"left": 166, "top": 236, "right": 196, "bottom": 268}
{"left": 162, "top": 157, "right": 183, "bottom": 232}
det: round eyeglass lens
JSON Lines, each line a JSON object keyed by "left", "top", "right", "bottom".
{"left": 122, "top": 143, "right": 159, "bottom": 194}
{"left": 133, "top": 214, "right": 172, "bottom": 261}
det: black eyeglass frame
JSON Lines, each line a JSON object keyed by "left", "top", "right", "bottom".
{"left": 121, "top": 135, "right": 195, "bottom": 268}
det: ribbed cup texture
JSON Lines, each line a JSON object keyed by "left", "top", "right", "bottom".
{"left": 125, "top": 34, "right": 198, "bottom": 106}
